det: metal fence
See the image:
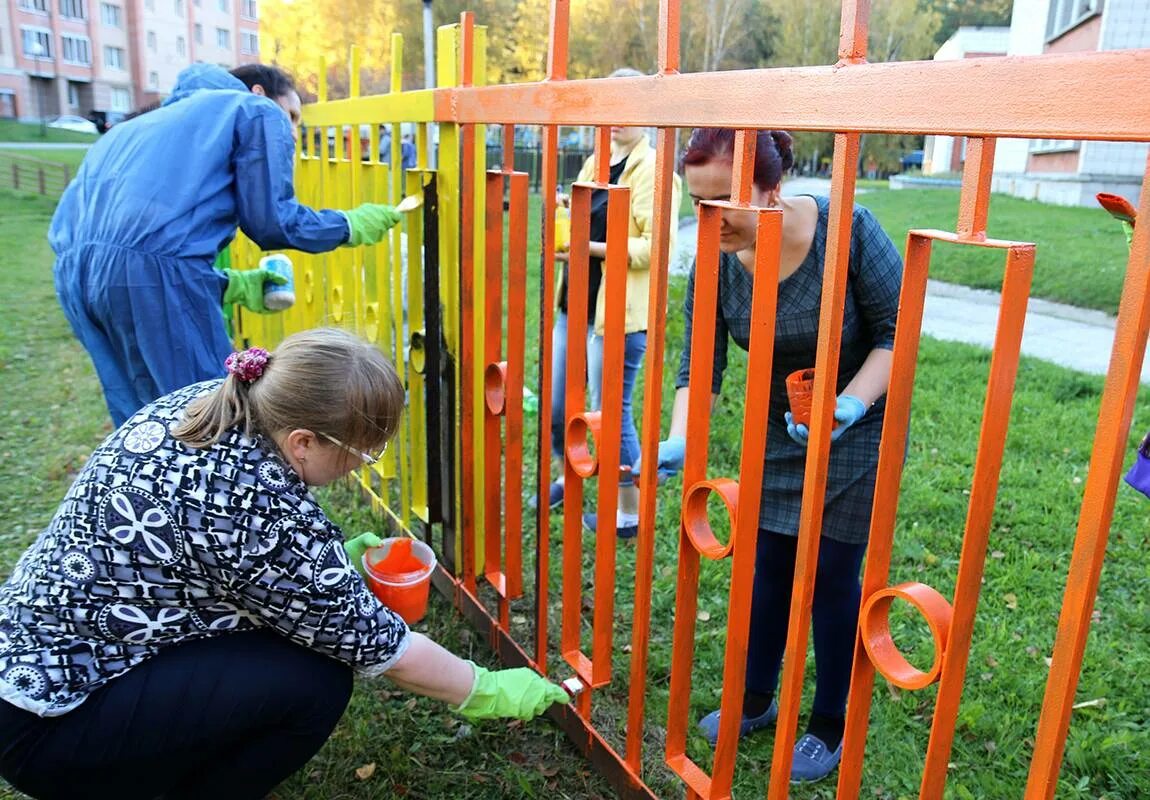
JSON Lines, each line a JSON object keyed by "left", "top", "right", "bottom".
{"left": 228, "top": 8, "right": 1150, "bottom": 799}
{"left": 0, "top": 153, "right": 72, "bottom": 200}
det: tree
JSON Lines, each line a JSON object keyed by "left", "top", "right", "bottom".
{"left": 926, "top": 0, "right": 1014, "bottom": 46}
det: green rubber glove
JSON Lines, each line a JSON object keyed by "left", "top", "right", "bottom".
{"left": 221, "top": 268, "right": 288, "bottom": 314}
{"left": 344, "top": 532, "right": 382, "bottom": 578}
{"left": 453, "top": 662, "right": 570, "bottom": 721}
{"left": 344, "top": 203, "right": 402, "bottom": 247}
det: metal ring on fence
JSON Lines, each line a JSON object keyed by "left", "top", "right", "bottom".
{"left": 860, "top": 581, "right": 953, "bottom": 690}
{"left": 485, "top": 361, "right": 508, "bottom": 416}
{"left": 682, "top": 478, "right": 739, "bottom": 560}
{"left": 331, "top": 285, "right": 344, "bottom": 322}
{"left": 364, "top": 302, "right": 379, "bottom": 343}
{"left": 565, "top": 411, "right": 601, "bottom": 479}
{"left": 408, "top": 329, "right": 427, "bottom": 375}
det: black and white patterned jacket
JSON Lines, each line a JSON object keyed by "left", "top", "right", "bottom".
{"left": 0, "top": 381, "right": 409, "bottom": 717}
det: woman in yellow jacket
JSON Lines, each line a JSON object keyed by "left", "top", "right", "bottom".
{"left": 550, "top": 68, "right": 682, "bottom": 537}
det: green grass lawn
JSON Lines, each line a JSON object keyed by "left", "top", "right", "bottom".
{"left": 860, "top": 186, "right": 1130, "bottom": 315}
{"left": 0, "top": 119, "right": 98, "bottom": 144}
{"left": 3, "top": 180, "right": 1148, "bottom": 800}
{"left": 0, "top": 148, "right": 89, "bottom": 170}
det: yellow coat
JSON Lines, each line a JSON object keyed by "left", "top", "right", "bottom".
{"left": 560, "top": 135, "right": 682, "bottom": 336}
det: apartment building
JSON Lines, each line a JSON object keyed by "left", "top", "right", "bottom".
{"left": 0, "top": 0, "right": 258, "bottom": 125}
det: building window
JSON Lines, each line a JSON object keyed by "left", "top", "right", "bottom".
{"left": 1030, "top": 139, "right": 1081, "bottom": 154}
{"left": 148, "top": 71, "right": 159, "bottom": 89}
{"left": 216, "top": 0, "right": 227, "bottom": 11}
{"left": 0, "top": 90, "right": 16, "bottom": 119}
{"left": 100, "top": 3, "right": 122, "bottom": 26}
{"left": 1046, "top": 0, "right": 1101, "bottom": 42}
{"left": 174, "top": 0, "right": 183, "bottom": 15}
{"left": 144, "top": 0, "right": 154, "bottom": 11}
{"left": 176, "top": 35, "right": 185, "bottom": 56}
{"left": 59, "top": 0, "right": 86, "bottom": 19}
{"left": 241, "top": 0, "right": 256, "bottom": 18}
{"left": 21, "top": 28, "right": 53, "bottom": 59}
{"left": 147, "top": 31, "right": 156, "bottom": 51}
{"left": 18, "top": 0, "right": 50, "bottom": 12}
{"left": 61, "top": 34, "right": 92, "bottom": 65}
{"left": 67, "top": 82, "right": 80, "bottom": 107}
{"left": 240, "top": 31, "right": 257, "bottom": 55}
{"left": 194, "top": 23, "right": 203, "bottom": 44}
{"left": 104, "top": 44, "right": 125, "bottom": 69}
{"left": 216, "top": 27, "right": 229, "bottom": 49}
{"left": 111, "top": 87, "right": 130, "bottom": 111}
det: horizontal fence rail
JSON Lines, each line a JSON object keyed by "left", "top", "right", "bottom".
{"left": 0, "top": 153, "right": 72, "bottom": 200}
{"left": 225, "top": 3, "right": 1150, "bottom": 798}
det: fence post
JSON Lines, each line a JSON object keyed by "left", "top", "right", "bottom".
{"left": 11, "top": 163, "right": 17, "bottom": 190}
{"left": 38, "top": 167, "right": 45, "bottom": 196}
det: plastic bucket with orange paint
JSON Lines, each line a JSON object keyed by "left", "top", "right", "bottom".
{"left": 362, "top": 538, "right": 437, "bottom": 624}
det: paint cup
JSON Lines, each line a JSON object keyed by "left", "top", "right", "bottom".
{"left": 785, "top": 368, "right": 817, "bottom": 427}
{"left": 362, "top": 537, "right": 437, "bottom": 624}
{"left": 260, "top": 254, "right": 295, "bottom": 311}
{"left": 554, "top": 205, "right": 571, "bottom": 252}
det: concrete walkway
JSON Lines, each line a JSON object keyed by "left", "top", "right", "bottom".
{"left": 671, "top": 177, "right": 1149, "bottom": 384}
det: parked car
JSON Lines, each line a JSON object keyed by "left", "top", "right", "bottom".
{"left": 900, "top": 149, "right": 924, "bottom": 171}
{"left": 46, "top": 115, "right": 99, "bottom": 135}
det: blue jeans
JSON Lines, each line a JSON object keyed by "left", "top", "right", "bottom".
{"left": 550, "top": 311, "right": 647, "bottom": 474}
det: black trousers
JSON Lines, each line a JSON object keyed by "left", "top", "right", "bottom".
{"left": 0, "top": 629, "right": 353, "bottom": 800}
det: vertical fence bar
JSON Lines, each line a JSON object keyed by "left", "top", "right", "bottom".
{"left": 406, "top": 167, "right": 431, "bottom": 524}
{"left": 919, "top": 240, "right": 1034, "bottom": 797}
{"left": 1024, "top": 157, "right": 1150, "bottom": 800}
{"left": 436, "top": 21, "right": 463, "bottom": 572}
{"left": 483, "top": 168, "right": 507, "bottom": 625}
{"left": 626, "top": 0, "right": 680, "bottom": 769}
{"left": 505, "top": 170, "right": 529, "bottom": 599}
{"left": 535, "top": 0, "right": 570, "bottom": 673}
{"left": 390, "top": 32, "right": 413, "bottom": 528}
{"left": 768, "top": 131, "right": 860, "bottom": 798}
{"left": 956, "top": 137, "right": 996, "bottom": 242}
{"left": 664, "top": 199, "right": 723, "bottom": 799}
{"left": 837, "top": 232, "right": 934, "bottom": 800}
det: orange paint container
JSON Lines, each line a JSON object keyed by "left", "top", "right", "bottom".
{"left": 362, "top": 538, "right": 437, "bottom": 624}
{"left": 785, "top": 368, "right": 817, "bottom": 427}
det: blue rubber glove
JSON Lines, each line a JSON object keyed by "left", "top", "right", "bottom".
{"left": 453, "top": 663, "right": 570, "bottom": 721}
{"left": 344, "top": 532, "right": 382, "bottom": 578}
{"left": 632, "top": 435, "right": 686, "bottom": 480}
{"left": 344, "top": 203, "right": 402, "bottom": 246}
{"left": 221, "top": 268, "right": 288, "bottom": 313}
{"left": 785, "top": 395, "right": 868, "bottom": 446}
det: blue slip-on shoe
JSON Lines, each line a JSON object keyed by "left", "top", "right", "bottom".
{"left": 697, "top": 699, "right": 778, "bottom": 746}
{"left": 582, "top": 512, "right": 638, "bottom": 539}
{"left": 549, "top": 481, "right": 564, "bottom": 510}
{"left": 789, "top": 733, "right": 843, "bottom": 783}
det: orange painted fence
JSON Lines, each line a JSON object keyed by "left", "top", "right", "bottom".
{"left": 248, "top": 1, "right": 1150, "bottom": 797}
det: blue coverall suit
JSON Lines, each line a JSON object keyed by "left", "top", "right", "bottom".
{"left": 49, "top": 64, "right": 350, "bottom": 426}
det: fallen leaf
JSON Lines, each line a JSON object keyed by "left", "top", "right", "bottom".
{"left": 538, "top": 764, "right": 560, "bottom": 778}
{"left": 986, "top": 655, "right": 1000, "bottom": 668}
{"left": 1004, "top": 593, "right": 1018, "bottom": 610}
{"left": 697, "top": 610, "right": 711, "bottom": 622}
{"left": 991, "top": 550, "right": 1005, "bottom": 559}
{"left": 1072, "top": 697, "right": 1106, "bottom": 709}
{"left": 508, "top": 751, "right": 528, "bottom": 765}
{"left": 1044, "top": 656, "right": 1054, "bottom": 668}
{"left": 355, "top": 763, "right": 376, "bottom": 781}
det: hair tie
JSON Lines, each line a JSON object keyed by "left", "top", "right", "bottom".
{"left": 225, "top": 347, "right": 270, "bottom": 383}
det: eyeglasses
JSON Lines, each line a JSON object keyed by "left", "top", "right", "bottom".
{"left": 320, "top": 432, "right": 388, "bottom": 466}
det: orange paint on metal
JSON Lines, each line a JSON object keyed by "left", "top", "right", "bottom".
{"left": 837, "top": 0, "right": 870, "bottom": 64}
{"left": 657, "top": 0, "right": 679, "bottom": 75}
{"left": 457, "top": 11, "right": 477, "bottom": 595}
{"left": 505, "top": 172, "right": 528, "bottom": 599}
{"left": 730, "top": 129, "right": 755, "bottom": 206}
{"left": 1024, "top": 156, "right": 1150, "bottom": 800}
{"left": 768, "top": 132, "right": 859, "bottom": 799}
{"left": 626, "top": 122, "right": 678, "bottom": 771}
{"left": 957, "top": 138, "right": 996, "bottom": 242}
{"left": 594, "top": 126, "right": 611, "bottom": 185}
{"left": 860, "top": 582, "right": 953, "bottom": 690}
{"left": 483, "top": 170, "right": 506, "bottom": 626}
{"left": 434, "top": 50, "right": 1150, "bottom": 140}
{"left": 561, "top": 182, "right": 593, "bottom": 688}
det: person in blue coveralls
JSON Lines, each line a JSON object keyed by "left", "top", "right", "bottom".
{"left": 49, "top": 63, "right": 402, "bottom": 427}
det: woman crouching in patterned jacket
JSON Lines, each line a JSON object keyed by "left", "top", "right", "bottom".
{"left": 0, "top": 327, "right": 567, "bottom": 800}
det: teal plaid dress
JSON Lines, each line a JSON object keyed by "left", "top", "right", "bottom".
{"left": 676, "top": 196, "right": 903, "bottom": 544}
